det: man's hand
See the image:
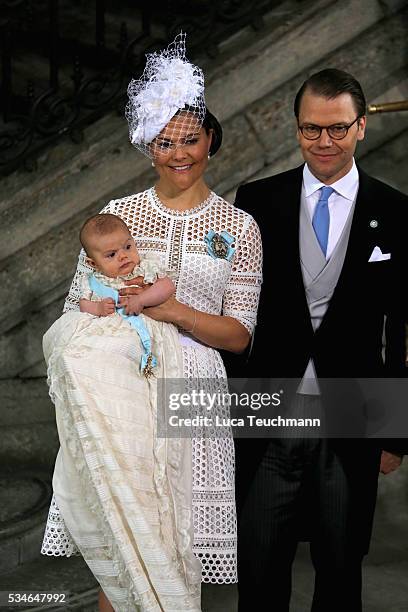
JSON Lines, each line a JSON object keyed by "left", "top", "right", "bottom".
{"left": 380, "top": 450, "right": 403, "bottom": 475}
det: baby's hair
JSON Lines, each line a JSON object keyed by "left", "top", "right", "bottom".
{"left": 80, "top": 214, "right": 130, "bottom": 255}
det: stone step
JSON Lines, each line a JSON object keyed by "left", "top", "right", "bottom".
{"left": 0, "top": 471, "right": 52, "bottom": 575}
{"left": 0, "top": 554, "right": 98, "bottom": 611}
{"left": 0, "top": 296, "right": 66, "bottom": 378}
{"left": 0, "top": 422, "right": 59, "bottom": 472}
{"left": 0, "top": 378, "right": 58, "bottom": 470}
{"left": 205, "top": 0, "right": 403, "bottom": 121}
{"left": 0, "top": 378, "right": 53, "bottom": 425}
{"left": 0, "top": 113, "right": 152, "bottom": 260}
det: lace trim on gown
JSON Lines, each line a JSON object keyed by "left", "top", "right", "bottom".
{"left": 41, "top": 496, "right": 79, "bottom": 557}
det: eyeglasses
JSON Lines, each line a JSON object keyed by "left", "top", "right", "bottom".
{"left": 298, "top": 116, "right": 362, "bottom": 140}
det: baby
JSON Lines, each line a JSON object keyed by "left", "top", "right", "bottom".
{"left": 43, "top": 213, "right": 196, "bottom": 611}
{"left": 79, "top": 213, "right": 174, "bottom": 317}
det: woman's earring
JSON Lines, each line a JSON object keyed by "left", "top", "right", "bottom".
{"left": 207, "top": 153, "right": 211, "bottom": 160}
{"left": 151, "top": 161, "right": 155, "bottom": 167}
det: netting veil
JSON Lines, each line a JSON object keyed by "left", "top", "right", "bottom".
{"left": 125, "top": 32, "right": 206, "bottom": 159}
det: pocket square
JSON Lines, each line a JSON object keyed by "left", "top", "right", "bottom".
{"left": 368, "top": 246, "right": 391, "bottom": 262}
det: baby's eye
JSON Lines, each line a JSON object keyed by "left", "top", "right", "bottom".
{"left": 126, "top": 244, "right": 132, "bottom": 250}
{"left": 107, "top": 252, "right": 115, "bottom": 258}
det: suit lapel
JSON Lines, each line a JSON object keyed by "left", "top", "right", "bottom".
{"left": 274, "top": 166, "right": 314, "bottom": 333}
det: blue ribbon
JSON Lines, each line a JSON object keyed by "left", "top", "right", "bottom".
{"left": 88, "top": 275, "right": 157, "bottom": 376}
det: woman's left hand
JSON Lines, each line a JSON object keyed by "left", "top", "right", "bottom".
{"left": 122, "top": 284, "right": 249, "bottom": 352}
{"left": 142, "top": 296, "right": 181, "bottom": 323}
{"left": 118, "top": 277, "right": 148, "bottom": 311}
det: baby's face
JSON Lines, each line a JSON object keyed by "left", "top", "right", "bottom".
{"left": 87, "top": 229, "right": 140, "bottom": 277}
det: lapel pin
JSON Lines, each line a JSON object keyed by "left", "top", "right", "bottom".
{"left": 369, "top": 220, "right": 378, "bottom": 228}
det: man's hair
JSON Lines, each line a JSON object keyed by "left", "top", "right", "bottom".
{"left": 80, "top": 214, "right": 130, "bottom": 255}
{"left": 294, "top": 68, "right": 366, "bottom": 119}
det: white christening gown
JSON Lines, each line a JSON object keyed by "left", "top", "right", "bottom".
{"left": 42, "top": 187, "right": 262, "bottom": 584}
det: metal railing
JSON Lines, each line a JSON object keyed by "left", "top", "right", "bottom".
{"left": 0, "top": 0, "right": 280, "bottom": 176}
{"left": 368, "top": 101, "right": 408, "bottom": 114}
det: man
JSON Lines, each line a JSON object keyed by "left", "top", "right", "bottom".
{"left": 234, "top": 69, "right": 407, "bottom": 611}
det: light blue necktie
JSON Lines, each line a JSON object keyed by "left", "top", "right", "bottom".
{"left": 312, "top": 186, "right": 334, "bottom": 256}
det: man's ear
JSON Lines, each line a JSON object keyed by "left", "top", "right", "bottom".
{"left": 295, "top": 120, "right": 300, "bottom": 143}
{"left": 85, "top": 256, "right": 96, "bottom": 269}
{"left": 357, "top": 115, "right": 366, "bottom": 141}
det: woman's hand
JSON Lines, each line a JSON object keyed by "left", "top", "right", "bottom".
{"left": 142, "top": 296, "right": 182, "bottom": 323}
{"left": 118, "top": 277, "right": 148, "bottom": 314}
{"left": 145, "top": 297, "right": 249, "bottom": 353}
{"left": 120, "top": 289, "right": 191, "bottom": 326}
{"left": 120, "top": 283, "right": 249, "bottom": 352}
{"left": 119, "top": 277, "right": 178, "bottom": 317}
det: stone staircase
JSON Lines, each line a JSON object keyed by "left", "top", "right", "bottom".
{"left": 0, "top": 472, "right": 51, "bottom": 573}
{"left": 0, "top": 0, "right": 407, "bottom": 608}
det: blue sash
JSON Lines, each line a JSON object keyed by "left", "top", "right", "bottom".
{"left": 88, "top": 275, "right": 157, "bottom": 376}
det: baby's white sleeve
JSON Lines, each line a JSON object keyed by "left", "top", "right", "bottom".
{"left": 139, "top": 254, "right": 174, "bottom": 284}
{"left": 80, "top": 274, "right": 93, "bottom": 300}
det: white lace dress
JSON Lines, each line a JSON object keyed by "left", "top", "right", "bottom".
{"left": 42, "top": 187, "right": 262, "bottom": 584}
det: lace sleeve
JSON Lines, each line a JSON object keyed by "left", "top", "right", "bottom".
{"left": 222, "top": 215, "right": 263, "bottom": 335}
{"left": 63, "top": 201, "right": 114, "bottom": 313}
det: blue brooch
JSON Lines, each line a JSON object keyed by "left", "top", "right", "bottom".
{"left": 204, "top": 230, "right": 236, "bottom": 261}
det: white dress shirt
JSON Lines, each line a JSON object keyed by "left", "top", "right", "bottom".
{"left": 302, "top": 159, "right": 359, "bottom": 258}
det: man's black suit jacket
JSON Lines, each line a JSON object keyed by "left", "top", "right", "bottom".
{"left": 233, "top": 165, "right": 408, "bottom": 516}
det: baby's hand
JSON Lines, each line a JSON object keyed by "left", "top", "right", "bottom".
{"left": 97, "top": 298, "right": 116, "bottom": 316}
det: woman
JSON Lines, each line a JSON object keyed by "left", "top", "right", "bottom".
{"left": 42, "top": 33, "right": 262, "bottom": 610}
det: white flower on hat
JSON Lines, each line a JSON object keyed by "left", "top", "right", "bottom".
{"left": 125, "top": 33, "right": 206, "bottom": 154}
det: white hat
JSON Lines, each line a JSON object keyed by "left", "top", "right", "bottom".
{"left": 125, "top": 32, "right": 206, "bottom": 157}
